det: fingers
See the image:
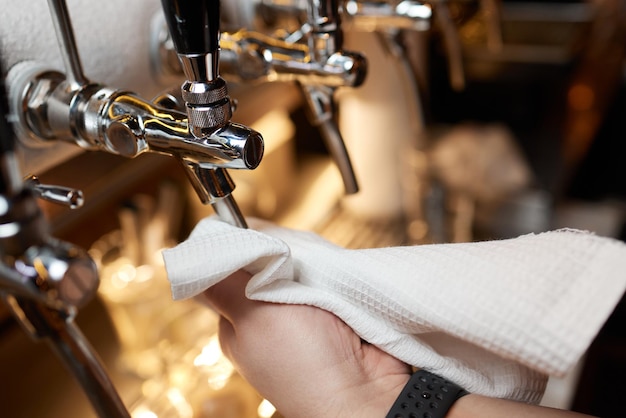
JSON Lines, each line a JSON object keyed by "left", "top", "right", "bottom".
{"left": 201, "top": 269, "right": 259, "bottom": 324}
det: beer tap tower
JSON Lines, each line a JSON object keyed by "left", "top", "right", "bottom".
{"left": 2, "top": 0, "right": 263, "bottom": 416}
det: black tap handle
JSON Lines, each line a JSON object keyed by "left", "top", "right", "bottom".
{"left": 0, "top": 62, "right": 15, "bottom": 154}
{"left": 161, "top": 0, "right": 220, "bottom": 55}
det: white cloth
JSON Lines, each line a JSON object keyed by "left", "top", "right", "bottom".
{"left": 163, "top": 217, "right": 626, "bottom": 404}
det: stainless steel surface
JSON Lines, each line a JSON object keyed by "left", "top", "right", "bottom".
{"left": 301, "top": 84, "right": 359, "bottom": 194}
{"left": 218, "top": 29, "right": 367, "bottom": 87}
{"left": 179, "top": 53, "right": 220, "bottom": 83}
{"left": 181, "top": 163, "right": 237, "bottom": 205}
{"left": 179, "top": 71, "right": 232, "bottom": 133}
{"left": 0, "top": 260, "right": 67, "bottom": 311}
{"left": 301, "top": 0, "right": 361, "bottom": 194}
{"left": 213, "top": 194, "right": 250, "bottom": 228}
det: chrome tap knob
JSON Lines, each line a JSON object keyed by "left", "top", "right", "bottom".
{"left": 15, "top": 238, "right": 99, "bottom": 309}
{"left": 25, "top": 175, "right": 84, "bottom": 209}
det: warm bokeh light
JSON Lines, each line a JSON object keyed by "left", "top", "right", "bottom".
{"left": 193, "top": 336, "right": 222, "bottom": 367}
{"left": 131, "top": 406, "right": 158, "bottom": 418}
{"left": 257, "top": 399, "right": 277, "bottom": 418}
{"left": 166, "top": 388, "right": 193, "bottom": 418}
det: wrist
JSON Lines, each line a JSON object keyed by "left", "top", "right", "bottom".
{"left": 332, "top": 373, "right": 411, "bottom": 418}
{"left": 364, "top": 374, "right": 412, "bottom": 418}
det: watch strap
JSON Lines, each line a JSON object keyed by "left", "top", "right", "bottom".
{"left": 386, "top": 369, "right": 469, "bottom": 418}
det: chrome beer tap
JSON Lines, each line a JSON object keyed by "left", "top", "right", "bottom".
{"left": 159, "top": 0, "right": 262, "bottom": 227}
{"left": 9, "top": 0, "right": 264, "bottom": 227}
{"left": 341, "top": 0, "right": 469, "bottom": 91}
{"left": 254, "top": 0, "right": 501, "bottom": 91}
{"left": 154, "top": 0, "right": 367, "bottom": 195}
{"left": 0, "top": 60, "right": 130, "bottom": 417}
{"left": 231, "top": 0, "right": 368, "bottom": 195}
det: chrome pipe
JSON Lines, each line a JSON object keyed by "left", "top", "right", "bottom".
{"left": 46, "top": 0, "right": 88, "bottom": 88}
{"left": 10, "top": 298, "right": 130, "bottom": 418}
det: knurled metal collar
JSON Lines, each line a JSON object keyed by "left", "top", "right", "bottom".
{"left": 186, "top": 100, "right": 233, "bottom": 129}
{"left": 181, "top": 77, "right": 229, "bottom": 105}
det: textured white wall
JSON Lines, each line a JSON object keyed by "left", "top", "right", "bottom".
{"left": 0, "top": 0, "right": 172, "bottom": 173}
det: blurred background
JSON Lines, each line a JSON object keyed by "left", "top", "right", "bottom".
{"left": 0, "top": 0, "right": 625, "bottom": 416}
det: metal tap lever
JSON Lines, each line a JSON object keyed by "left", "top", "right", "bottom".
{"left": 25, "top": 175, "right": 84, "bottom": 209}
{"left": 160, "top": 0, "right": 263, "bottom": 228}
{"left": 161, "top": 0, "right": 228, "bottom": 135}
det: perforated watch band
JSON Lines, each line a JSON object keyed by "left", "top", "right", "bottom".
{"left": 385, "top": 370, "right": 469, "bottom": 418}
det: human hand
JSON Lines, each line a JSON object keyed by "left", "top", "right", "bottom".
{"left": 200, "top": 270, "right": 599, "bottom": 418}
{"left": 201, "top": 269, "right": 412, "bottom": 418}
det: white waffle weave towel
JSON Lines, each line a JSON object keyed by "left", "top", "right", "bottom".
{"left": 163, "top": 217, "right": 626, "bottom": 403}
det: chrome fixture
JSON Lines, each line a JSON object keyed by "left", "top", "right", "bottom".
{"left": 0, "top": 60, "right": 130, "bottom": 416}
{"left": 3, "top": 0, "right": 265, "bottom": 416}
{"left": 248, "top": 0, "right": 503, "bottom": 90}
{"left": 159, "top": 0, "right": 264, "bottom": 227}
{"left": 153, "top": 0, "right": 500, "bottom": 194}
{"left": 155, "top": 0, "right": 368, "bottom": 195}
{"left": 9, "top": 0, "right": 264, "bottom": 228}
{"left": 298, "top": 0, "right": 364, "bottom": 194}
{"left": 234, "top": 0, "right": 367, "bottom": 195}
{"left": 25, "top": 174, "right": 84, "bottom": 209}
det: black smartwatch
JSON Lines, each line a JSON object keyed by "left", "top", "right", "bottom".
{"left": 385, "top": 370, "right": 469, "bottom": 418}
